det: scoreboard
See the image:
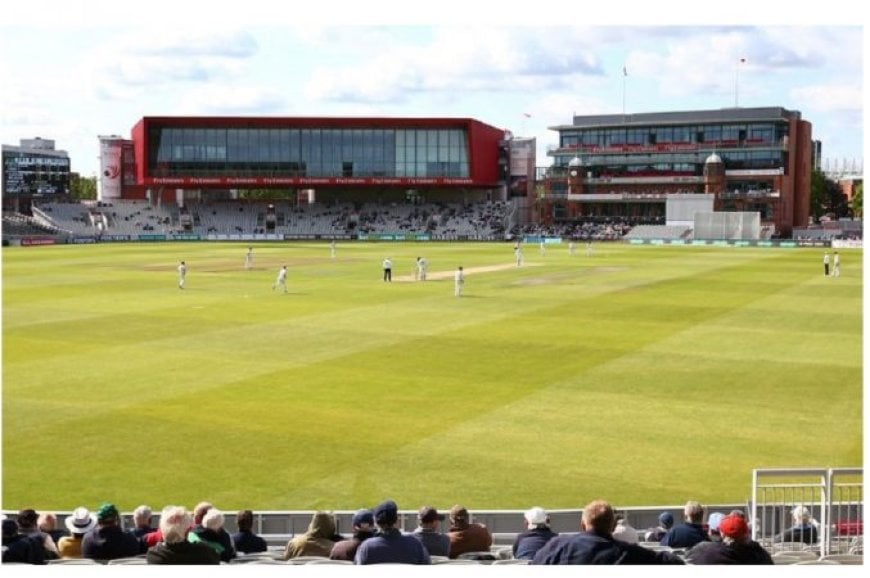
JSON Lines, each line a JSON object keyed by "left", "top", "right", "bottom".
{"left": 2, "top": 150, "right": 70, "bottom": 195}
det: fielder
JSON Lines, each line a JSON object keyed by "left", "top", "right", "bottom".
{"left": 273, "top": 265, "right": 288, "bottom": 293}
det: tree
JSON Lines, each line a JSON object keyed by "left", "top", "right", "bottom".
{"left": 69, "top": 174, "right": 97, "bottom": 200}
{"left": 849, "top": 181, "right": 862, "bottom": 219}
{"left": 809, "top": 170, "right": 848, "bottom": 221}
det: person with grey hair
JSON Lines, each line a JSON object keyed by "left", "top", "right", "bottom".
{"left": 660, "top": 500, "right": 709, "bottom": 549}
{"left": 188, "top": 507, "right": 236, "bottom": 562}
{"left": 130, "top": 505, "right": 155, "bottom": 539}
{"left": 773, "top": 506, "right": 819, "bottom": 544}
{"left": 146, "top": 506, "right": 219, "bottom": 565}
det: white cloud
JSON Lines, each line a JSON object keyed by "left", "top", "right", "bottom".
{"left": 791, "top": 85, "right": 863, "bottom": 112}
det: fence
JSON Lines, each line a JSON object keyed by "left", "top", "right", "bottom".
{"left": 751, "top": 467, "right": 863, "bottom": 556}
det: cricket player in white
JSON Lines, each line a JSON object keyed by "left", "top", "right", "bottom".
{"left": 515, "top": 246, "right": 523, "bottom": 267}
{"left": 273, "top": 265, "right": 288, "bottom": 293}
{"left": 833, "top": 252, "right": 841, "bottom": 277}
{"left": 330, "top": 239, "right": 336, "bottom": 259}
{"left": 419, "top": 257, "right": 428, "bottom": 281}
{"left": 569, "top": 241, "right": 576, "bottom": 256}
{"left": 178, "top": 261, "right": 186, "bottom": 289}
{"left": 454, "top": 266, "right": 464, "bottom": 297}
{"left": 245, "top": 247, "right": 253, "bottom": 270}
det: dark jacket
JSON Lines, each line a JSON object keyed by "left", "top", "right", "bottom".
{"left": 81, "top": 525, "right": 140, "bottom": 561}
{"left": 232, "top": 530, "right": 268, "bottom": 554}
{"left": 447, "top": 522, "right": 492, "bottom": 558}
{"left": 411, "top": 528, "right": 450, "bottom": 557}
{"left": 532, "top": 531, "right": 685, "bottom": 565}
{"left": 774, "top": 525, "right": 818, "bottom": 544}
{"left": 660, "top": 522, "right": 709, "bottom": 549}
{"left": 687, "top": 540, "right": 774, "bottom": 565}
{"left": 2, "top": 533, "right": 47, "bottom": 565}
{"left": 146, "top": 540, "right": 221, "bottom": 565}
{"left": 513, "top": 526, "right": 559, "bottom": 560}
{"left": 330, "top": 530, "right": 374, "bottom": 561}
{"left": 354, "top": 528, "right": 431, "bottom": 565}
{"left": 188, "top": 526, "right": 236, "bottom": 562}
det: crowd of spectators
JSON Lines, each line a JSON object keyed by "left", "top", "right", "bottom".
{"left": 2, "top": 498, "right": 829, "bottom": 565}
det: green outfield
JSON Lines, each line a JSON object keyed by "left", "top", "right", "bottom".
{"left": 1, "top": 241, "right": 863, "bottom": 512}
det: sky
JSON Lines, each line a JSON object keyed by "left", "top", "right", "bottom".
{"left": 0, "top": 0, "right": 864, "bottom": 180}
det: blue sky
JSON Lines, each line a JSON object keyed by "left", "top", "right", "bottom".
{"left": 1, "top": 0, "right": 864, "bottom": 179}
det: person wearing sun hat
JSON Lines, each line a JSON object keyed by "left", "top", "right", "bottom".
{"left": 81, "top": 502, "right": 140, "bottom": 561}
{"left": 56, "top": 507, "right": 97, "bottom": 558}
{"left": 685, "top": 513, "right": 773, "bottom": 565}
{"left": 512, "top": 506, "right": 558, "bottom": 560}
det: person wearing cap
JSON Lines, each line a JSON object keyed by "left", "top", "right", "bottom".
{"left": 512, "top": 506, "right": 558, "bottom": 560}
{"left": 773, "top": 505, "right": 819, "bottom": 544}
{"left": 81, "top": 502, "right": 140, "bottom": 561}
{"left": 446, "top": 504, "right": 492, "bottom": 559}
{"left": 16, "top": 508, "right": 59, "bottom": 560}
{"left": 706, "top": 512, "right": 726, "bottom": 542}
{"left": 685, "top": 513, "right": 773, "bottom": 565}
{"left": 454, "top": 265, "right": 464, "bottom": 297}
{"left": 354, "top": 500, "right": 430, "bottom": 565}
{"left": 146, "top": 505, "right": 220, "bottom": 565}
{"left": 612, "top": 513, "right": 639, "bottom": 544}
{"left": 232, "top": 509, "right": 267, "bottom": 554}
{"left": 660, "top": 500, "right": 709, "bottom": 549}
{"left": 283, "top": 511, "right": 339, "bottom": 559}
{"left": 411, "top": 506, "right": 450, "bottom": 557}
{"left": 644, "top": 511, "right": 674, "bottom": 542}
{"left": 330, "top": 509, "right": 376, "bottom": 561}
{"left": 2, "top": 516, "right": 46, "bottom": 564}
{"left": 57, "top": 507, "right": 97, "bottom": 558}
{"left": 532, "top": 499, "right": 684, "bottom": 565}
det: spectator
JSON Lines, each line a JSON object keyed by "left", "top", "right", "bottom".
{"left": 38, "top": 512, "right": 66, "bottom": 547}
{"left": 232, "top": 509, "right": 267, "bottom": 554}
{"left": 644, "top": 512, "right": 674, "bottom": 542}
{"left": 129, "top": 505, "right": 155, "bottom": 539}
{"left": 513, "top": 506, "right": 558, "bottom": 560}
{"left": 446, "top": 504, "right": 492, "bottom": 559}
{"left": 283, "top": 511, "right": 338, "bottom": 559}
{"left": 188, "top": 507, "right": 235, "bottom": 562}
{"left": 707, "top": 512, "right": 726, "bottom": 542}
{"left": 532, "top": 499, "right": 684, "bottom": 565}
{"left": 354, "top": 500, "right": 430, "bottom": 565}
{"left": 2, "top": 516, "right": 46, "bottom": 565}
{"left": 411, "top": 506, "right": 450, "bottom": 557}
{"left": 773, "top": 506, "right": 819, "bottom": 544}
{"left": 612, "top": 513, "right": 639, "bottom": 544}
{"left": 660, "top": 500, "right": 709, "bottom": 549}
{"left": 331, "top": 509, "right": 375, "bottom": 561}
{"left": 686, "top": 513, "right": 773, "bottom": 565}
{"left": 57, "top": 507, "right": 97, "bottom": 558}
{"left": 81, "top": 503, "right": 140, "bottom": 561}
{"left": 147, "top": 506, "right": 220, "bottom": 565}
{"left": 16, "top": 508, "right": 58, "bottom": 560}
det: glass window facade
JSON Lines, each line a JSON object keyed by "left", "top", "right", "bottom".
{"left": 148, "top": 127, "right": 469, "bottom": 178}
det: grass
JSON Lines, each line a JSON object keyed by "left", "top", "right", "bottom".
{"left": 1, "top": 241, "right": 862, "bottom": 512}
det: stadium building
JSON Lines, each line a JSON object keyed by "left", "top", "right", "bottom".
{"left": 2, "top": 137, "right": 71, "bottom": 212}
{"left": 101, "top": 117, "right": 514, "bottom": 206}
{"left": 541, "top": 107, "right": 812, "bottom": 237}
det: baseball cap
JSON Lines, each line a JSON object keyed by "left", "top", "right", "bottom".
{"left": 352, "top": 509, "right": 374, "bottom": 528}
{"left": 373, "top": 500, "right": 398, "bottom": 526}
{"left": 708, "top": 512, "right": 725, "bottom": 533}
{"left": 96, "top": 503, "right": 120, "bottom": 523}
{"left": 658, "top": 512, "right": 674, "bottom": 528}
{"left": 718, "top": 514, "right": 749, "bottom": 540}
{"left": 524, "top": 507, "right": 548, "bottom": 526}
{"left": 418, "top": 506, "right": 444, "bottom": 524}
